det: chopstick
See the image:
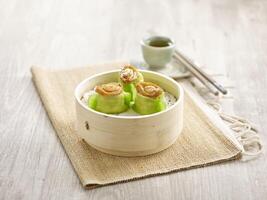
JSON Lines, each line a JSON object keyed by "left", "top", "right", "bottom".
{"left": 173, "top": 50, "right": 228, "bottom": 95}
{"left": 172, "top": 56, "right": 219, "bottom": 96}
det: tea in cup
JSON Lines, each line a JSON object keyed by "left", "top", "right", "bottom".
{"left": 141, "top": 36, "right": 175, "bottom": 68}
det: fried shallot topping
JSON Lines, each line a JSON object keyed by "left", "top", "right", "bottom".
{"left": 136, "top": 82, "right": 163, "bottom": 98}
{"left": 95, "top": 82, "right": 122, "bottom": 96}
{"left": 119, "top": 65, "right": 139, "bottom": 84}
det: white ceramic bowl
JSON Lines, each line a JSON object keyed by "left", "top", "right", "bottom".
{"left": 75, "top": 70, "right": 184, "bottom": 157}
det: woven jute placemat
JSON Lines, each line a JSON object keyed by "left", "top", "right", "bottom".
{"left": 31, "top": 61, "right": 241, "bottom": 189}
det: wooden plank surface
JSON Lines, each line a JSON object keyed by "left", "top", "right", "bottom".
{"left": 0, "top": 0, "right": 266, "bottom": 199}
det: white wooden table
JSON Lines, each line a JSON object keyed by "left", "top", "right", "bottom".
{"left": 0, "top": 0, "right": 266, "bottom": 199}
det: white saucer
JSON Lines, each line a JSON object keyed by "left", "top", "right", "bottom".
{"left": 130, "top": 59, "right": 191, "bottom": 79}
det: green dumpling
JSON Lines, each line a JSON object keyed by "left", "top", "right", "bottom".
{"left": 119, "top": 65, "right": 144, "bottom": 104}
{"left": 133, "top": 82, "right": 166, "bottom": 115}
{"left": 88, "top": 82, "right": 131, "bottom": 114}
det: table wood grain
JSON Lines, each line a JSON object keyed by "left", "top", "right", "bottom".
{"left": 0, "top": 0, "right": 266, "bottom": 199}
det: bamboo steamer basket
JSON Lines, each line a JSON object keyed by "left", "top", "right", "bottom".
{"left": 75, "top": 70, "right": 184, "bottom": 157}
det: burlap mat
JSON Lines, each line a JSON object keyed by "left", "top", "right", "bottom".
{"left": 31, "top": 61, "right": 241, "bottom": 189}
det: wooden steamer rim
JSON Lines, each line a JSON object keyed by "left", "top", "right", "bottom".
{"left": 75, "top": 69, "right": 184, "bottom": 119}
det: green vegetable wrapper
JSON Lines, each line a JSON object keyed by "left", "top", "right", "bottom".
{"left": 119, "top": 65, "right": 144, "bottom": 103}
{"left": 88, "top": 82, "right": 131, "bottom": 114}
{"left": 133, "top": 82, "right": 166, "bottom": 115}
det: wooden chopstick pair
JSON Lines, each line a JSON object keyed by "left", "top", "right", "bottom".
{"left": 172, "top": 49, "right": 228, "bottom": 96}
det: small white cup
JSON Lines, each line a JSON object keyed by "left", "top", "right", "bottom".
{"left": 141, "top": 35, "right": 175, "bottom": 68}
